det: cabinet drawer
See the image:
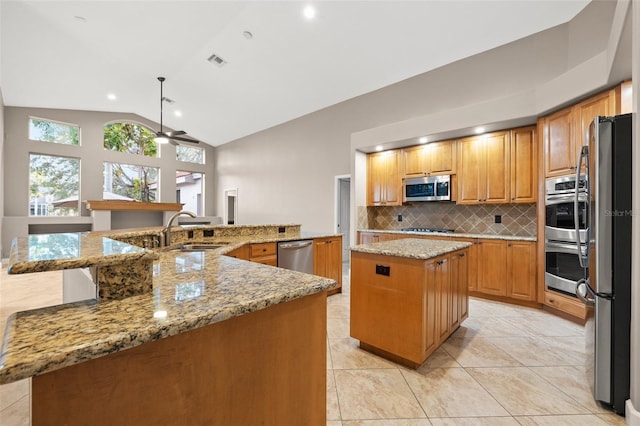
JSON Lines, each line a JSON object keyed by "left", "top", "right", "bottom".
{"left": 250, "top": 243, "right": 276, "bottom": 257}
{"left": 543, "top": 291, "right": 587, "bottom": 319}
{"left": 251, "top": 255, "right": 277, "bottom": 267}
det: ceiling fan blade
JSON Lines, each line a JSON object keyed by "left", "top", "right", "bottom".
{"left": 166, "top": 130, "right": 186, "bottom": 137}
{"left": 170, "top": 135, "right": 200, "bottom": 144}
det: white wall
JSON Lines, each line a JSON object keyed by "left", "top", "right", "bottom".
{"left": 215, "top": 0, "right": 619, "bottom": 235}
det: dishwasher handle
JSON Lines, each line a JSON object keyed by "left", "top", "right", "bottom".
{"left": 279, "top": 241, "right": 313, "bottom": 249}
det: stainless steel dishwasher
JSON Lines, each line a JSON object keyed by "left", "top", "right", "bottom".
{"left": 277, "top": 240, "right": 314, "bottom": 274}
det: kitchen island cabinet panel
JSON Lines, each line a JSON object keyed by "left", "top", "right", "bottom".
{"left": 32, "top": 291, "right": 327, "bottom": 426}
{"left": 314, "top": 236, "right": 343, "bottom": 295}
{"left": 350, "top": 239, "right": 470, "bottom": 367}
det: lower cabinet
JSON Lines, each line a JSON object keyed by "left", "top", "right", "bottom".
{"left": 357, "top": 231, "right": 403, "bottom": 244}
{"left": 450, "top": 237, "right": 537, "bottom": 303}
{"left": 226, "top": 243, "right": 277, "bottom": 266}
{"left": 313, "top": 236, "right": 343, "bottom": 295}
{"left": 350, "top": 248, "right": 469, "bottom": 367}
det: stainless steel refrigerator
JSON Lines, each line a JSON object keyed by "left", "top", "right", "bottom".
{"left": 575, "top": 113, "right": 632, "bottom": 414}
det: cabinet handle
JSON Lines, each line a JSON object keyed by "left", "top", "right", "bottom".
{"left": 458, "top": 253, "right": 465, "bottom": 257}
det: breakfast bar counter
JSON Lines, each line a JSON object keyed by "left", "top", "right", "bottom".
{"left": 1, "top": 224, "right": 336, "bottom": 425}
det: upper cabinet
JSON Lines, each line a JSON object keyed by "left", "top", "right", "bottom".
{"left": 457, "top": 130, "right": 510, "bottom": 204}
{"left": 510, "top": 126, "right": 537, "bottom": 203}
{"left": 367, "top": 150, "right": 401, "bottom": 206}
{"left": 401, "top": 139, "right": 456, "bottom": 177}
{"left": 542, "top": 88, "right": 620, "bottom": 178}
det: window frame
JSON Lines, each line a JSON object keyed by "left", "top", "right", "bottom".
{"left": 28, "top": 116, "right": 81, "bottom": 146}
{"left": 28, "top": 152, "right": 81, "bottom": 217}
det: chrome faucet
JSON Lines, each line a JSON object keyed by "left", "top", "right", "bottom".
{"left": 162, "top": 210, "right": 196, "bottom": 246}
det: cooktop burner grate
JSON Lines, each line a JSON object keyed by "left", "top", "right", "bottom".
{"left": 400, "top": 227, "right": 455, "bottom": 233}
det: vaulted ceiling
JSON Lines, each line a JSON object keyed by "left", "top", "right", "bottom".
{"left": 1, "top": 1, "right": 591, "bottom": 146}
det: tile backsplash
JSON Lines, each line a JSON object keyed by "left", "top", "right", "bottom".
{"left": 358, "top": 203, "right": 536, "bottom": 237}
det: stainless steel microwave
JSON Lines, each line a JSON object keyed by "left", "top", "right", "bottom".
{"left": 404, "top": 175, "right": 451, "bottom": 202}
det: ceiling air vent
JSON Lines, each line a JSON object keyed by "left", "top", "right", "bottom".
{"left": 207, "top": 53, "right": 227, "bottom": 67}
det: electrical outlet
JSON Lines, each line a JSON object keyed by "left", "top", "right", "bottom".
{"left": 495, "top": 215, "right": 502, "bottom": 224}
{"left": 397, "top": 214, "right": 403, "bottom": 222}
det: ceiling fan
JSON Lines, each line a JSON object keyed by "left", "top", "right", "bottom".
{"left": 154, "top": 76, "right": 199, "bottom": 145}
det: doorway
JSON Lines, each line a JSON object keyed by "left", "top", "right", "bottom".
{"left": 335, "top": 175, "right": 351, "bottom": 262}
{"left": 224, "top": 189, "right": 238, "bottom": 225}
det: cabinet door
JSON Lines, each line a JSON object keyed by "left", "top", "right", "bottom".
{"left": 367, "top": 151, "right": 401, "bottom": 206}
{"left": 319, "top": 237, "right": 343, "bottom": 293}
{"left": 226, "top": 245, "right": 250, "bottom": 260}
{"left": 423, "top": 258, "right": 439, "bottom": 355}
{"left": 450, "top": 238, "right": 477, "bottom": 292}
{"left": 543, "top": 106, "right": 575, "bottom": 177}
{"left": 483, "top": 131, "right": 510, "bottom": 204}
{"left": 402, "top": 145, "right": 429, "bottom": 176}
{"left": 429, "top": 140, "right": 456, "bottom": 175}
{"left": 510, "top": 126, "right": 537, "bottom": 203}
{"left": 457, "top": 136, "right": 482, "bottom": 204}
{"left": 450, "top": 249, "right": 469, "bottom": 329}
{"left": 477, "top": 239, "right": 508, "bottom": 296}
{"left": 435, "top": 257, "right": 451, "bottom": 343}
{"left": 575, "top": 90, "right": 616, "bottom": 176}
{"left": 507, "top": 241, "right": 537, "bottom": 301}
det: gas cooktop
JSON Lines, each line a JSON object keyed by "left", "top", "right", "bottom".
{"left": 400, "top": 227, "right": 455, "bottom": 234}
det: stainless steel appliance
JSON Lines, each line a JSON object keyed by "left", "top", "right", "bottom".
{"left": 401, "top": 227, "right": 454, "bottom": 233}
{"left": 277, "top": 240, "right": 314, "bottom": 274}
{"left": 544, "top": 175, "right": 589, "bottom": 295}
{"left": 545, "top": 175, "right": 589, "bottom": 242}
{"left": 404, "top": 175, "right": 451, "bottom": 202}
{"left": 575, "top": 114, "right": 632, "bottom": 415}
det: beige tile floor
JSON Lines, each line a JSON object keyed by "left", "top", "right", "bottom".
{"left": 0, "top": 264, "right": 627, "bottom": 425}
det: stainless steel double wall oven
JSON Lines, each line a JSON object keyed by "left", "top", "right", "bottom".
{"left": 544, "top": 175, "right": 589, "bottom": 295}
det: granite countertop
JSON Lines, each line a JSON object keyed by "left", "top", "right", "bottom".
{"left": 0, "top": 227, "right": 339, "bottom": 384}
{"left": 7, "top": 232, "right": 159, "bottom": 274}
{"left": 359, "top": 228, "right": 536, "bottom": 242}
{"left": 352, "top": 238, "right": 472, "bottom": 260}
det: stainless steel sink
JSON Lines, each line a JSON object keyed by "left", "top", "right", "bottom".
{"left": 169, "top": 243, "right": 228, "bottom": 252}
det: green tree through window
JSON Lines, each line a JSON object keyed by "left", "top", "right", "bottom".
{"left": 103, "top": 122, "right": 158, "bottom": 202}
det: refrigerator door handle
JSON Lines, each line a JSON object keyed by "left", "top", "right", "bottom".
{"left": 574, "top": 145, "right": 590, "bottom": 268}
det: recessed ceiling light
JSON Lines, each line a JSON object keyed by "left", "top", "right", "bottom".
{"left": 474, "top": 126, "right": 485, "bottom": 134}
{"left": 174, "top": 110, "right": 182, "bottom": 117}
{"left": 418, "top": 136, "right": 428, "bottom": 144}
{"left": 375, "top": 145, "right": 383, "bottom": 152}
{"left": 243, "top": 30, "right": 253, "bottom": 39}
{"left": 107, "top": 93, "right": 116, "bottom": 101}
{"left": 303, "top": 5, "right": 316, "bottom": 20}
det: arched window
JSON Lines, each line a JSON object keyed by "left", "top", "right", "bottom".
{"left": 104, "top": 121, "right": 157, "bottom": 157}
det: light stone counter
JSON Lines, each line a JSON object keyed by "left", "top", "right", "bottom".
{"left": 352, "top": 238, "right": 472, "bottom": 260}
{"left": 0, "top": 225, "right": 338, "bottom": 384}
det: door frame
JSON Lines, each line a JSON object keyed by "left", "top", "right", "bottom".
{"left": 334, "top": 174, "right": 351, "bottom": 262}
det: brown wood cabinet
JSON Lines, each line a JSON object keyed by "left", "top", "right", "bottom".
{"left": 506, "top": 240, "right": 537, "bottom": 301}
{"left": 401, "top": 139, "right": 456, "bottom": 177}
{"left": 450, "top": 237, "right": 478, "bottom": 292}
{"left": 367, "top": 151, "right": 401, "bottom": 206}
{"left": 476, "top": 239, "right": 508, "bottom": 296}
{"left": 350, "top": 248, "right": 468, "bottom": 368}
{"left": 357, "top": 231, "right": 403, "bottom": 244}
{"left": 457, "top": 130, "right": 510, "bottom": 204}
{"left": 510, "top": 126, "right": 537, "bottom": 203}
{"left": 542, "top": 88, "right": 620, "bottom": 178}
{"left": 314, "top": 236, "right": 343, "bottom": 295}
{"left": 226, "top": 243, "right": 277, "bottom": 266}
{"left": 450, "top": 249, "right": 469, "bottom": 330}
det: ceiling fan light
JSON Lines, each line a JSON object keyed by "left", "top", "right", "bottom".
{"left": 155, "top": 136, "right": 169, "bottom": 144}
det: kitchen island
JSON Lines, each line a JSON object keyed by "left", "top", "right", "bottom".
{"left": 351, "top": 238, "right": 471, "bottom": 368}
{"left": 1, "top": 225, "right": 337, "bottom": 425}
